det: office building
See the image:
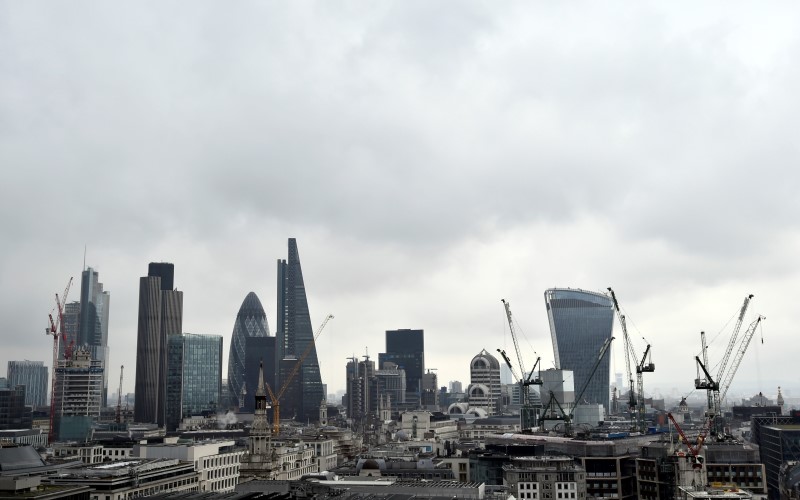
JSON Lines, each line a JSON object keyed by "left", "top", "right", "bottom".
{"left": 243, "top": 336, "right": 276, "bottom": 412}
{"left": 275, "top": 238, "right": 324, "bottom": 423}
{"left": 545, "top": 288, "right": 614, "bottom": 411}
{"left": 61, "top": 301, "right": 80, "bottom": 359}
{"left": 52, "top": 347, "right": 103, "bottom": 440}
{"left": 228, "top": 292, "right": 271, "bottom": 412}
{"left": 42, "top": 458, "right": 199, "bottom": 497}
{"left": 374, "top": 362, "right": 406, "bottom": 409}
{"left": 0, "top": 385, "right": 32, "bottom": 430}
{"left": 467, "top": 349, "right": 502, "bottom": 416}
{"left": 165, "top": 333, "right": 223, "bottom": 430}
{"left": 503, "top": 456, "right": 587, "bottom": 500}
{"left": 78, "top": 267, "right": 111, "bottom": 406}
{"left": 7, "top": 361, "right": 48, "bottom": 408}
{"left": 134, "top": 439, "right": 242, "bottom": 493}
{"left": 751, "top": 412, "right": 800, "bottom": 500}
{"left": 134, "top": 262, "right": 183, "bottom": 426}
{"left": 379, "top": 329, "right": 424, "bottom": 404}
{"left": 345, "top": 357, "right": 375, "bottom": 423}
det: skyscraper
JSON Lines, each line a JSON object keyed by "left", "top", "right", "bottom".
{"left": 275, "top": 238, "right": 324, "bottom": 423}
{"left": 544, "top": 288, "right": 614, "bottom": 411}
{"left": 78, "top": 267, "right": 110, "bottom": 406}
{"left": 7, "top": 361, "right": 48, "bottom": 408}
{"left": 227, "top": 292, "right": 271, "bottom": 412}
{"left": 166, "top": 333, "right": 223, "bottom": 430}
{"left": 379, "top": 329, "right": 424, "bottom": 404}
{"left": 53, "top": 347, "right": 103, "bottom": 440}
{"left": 134, "top": 262, "right": 183, "bottom": 426}
{"left": 466, "top": 349, "right": 502, "bottom": 415}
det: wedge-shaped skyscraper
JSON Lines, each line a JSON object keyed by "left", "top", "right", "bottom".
{"left": 544, "top": 288, "right": 614, "bottom": 412}
{"left": 275, "top": 238, "right": 324, "bottom": 423}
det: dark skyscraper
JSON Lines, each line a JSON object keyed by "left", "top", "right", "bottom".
{"left": 275, "top": 238, "right": 324, "bottom": 423}
{"left": 78, "top": 267, "right": 110, "bottom": 406}
{"left": 134, "top": 262, "right": 183, "bottom": 426}
{"left": 227, "top": 292, "right": 270, "bottom": 412}
{"left": 544, "top": 288, "right": 614, "bottom": 411}
{"left": 379, "top": 329, "right": 425, "bottom": 403}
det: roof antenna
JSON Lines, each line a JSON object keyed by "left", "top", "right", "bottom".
{"left": 83, "top": 244, "right": 87, "bottom": 271}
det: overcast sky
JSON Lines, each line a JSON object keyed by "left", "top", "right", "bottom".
{"left": 2, "top": 2, "right": 799, "bottom": 406}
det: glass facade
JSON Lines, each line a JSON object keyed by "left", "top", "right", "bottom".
{"left": 379, "top": 329, "right": 425, "bottom": 399}
{"left": 275, "top": 238, "right": 324, "bottom": 423}
{"left": 227, "top": 292, "right": 270, "bottom": 411}
{"left": 544, "top": 288, "right": 614, "bottom": 411}
{"left": 166, "top": 333, "right": 223, "bottom": 430}
{"left": 7, "top": 360, "right": 48, "bottom": 408}
{"left": 78, "top": 267, "right": 111, "bottom": 406}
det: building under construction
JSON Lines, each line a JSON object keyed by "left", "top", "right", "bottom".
{"left": 52, "top": 347, "right": 103, "bottom": 441}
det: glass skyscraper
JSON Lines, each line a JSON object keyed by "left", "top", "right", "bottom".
{"left": 7, "top": 361, "right": 48, "bottom": 408}
{"left": 166, "top": 333, "right": 223, "bottom": 430}
{"left": 78, "top": 267, "right": 110, "bottom": 406}
{"left": 275, "top": 238, "right": 324, "bottom": 423}
{"left": 544, "top": 288, "right": 614, "bottom": 411}
{"left": 227, "top": 292, "right": 270, "bottom": 411}
{"left": 379, "top": 329, "right": 424, "bottom": 403}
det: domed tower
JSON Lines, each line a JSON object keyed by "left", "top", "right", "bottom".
{"left": 466, "top": 349, "right": 502, "bottom": 415}
{"left": 228, "top": 292, "right": 270, "bottom": 411}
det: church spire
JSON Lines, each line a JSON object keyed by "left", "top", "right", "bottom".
{"left": 256, "top": 360, "right": 266, "bottom": 398}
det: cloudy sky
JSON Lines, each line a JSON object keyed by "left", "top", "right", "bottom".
{"left": 2, "top": 2, "right": 798, "bottom": 405}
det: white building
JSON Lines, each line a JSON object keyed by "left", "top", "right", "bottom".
{"left": 466, "top": 349, "right": 502, "bottom": 416}
{"left": 134, "top": 440, "right": 242, "bottom": 493}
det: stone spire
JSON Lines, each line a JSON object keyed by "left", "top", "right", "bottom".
{"left": 778, "top": 386, "right": 785, "bottom": 408}
{"left": 256, "top": 360, "right": 266, "bottom": 398}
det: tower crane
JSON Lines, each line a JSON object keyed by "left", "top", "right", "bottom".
{"left": 608, "top": 287, "right": 654, "bottom": 434}
{"left": 45, "top": 277, "right": 73, "bottom": 444}
{"left": 719, "top": 315, "right": 765, "bottom": 405}
{"left": 542, "top": 336, "right": 614, "bottom": 437}
{"left": 500, "top": 299, "right": 543, "bottom": 430}
{"left": 694, "top": 295, "right": 756, "bottom": 438}
{"left": 265, "top": 314, "right": 333, "bottom": 434}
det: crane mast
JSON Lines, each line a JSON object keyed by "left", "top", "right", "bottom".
{"left": 719, "top": 316, "right": 765, "bottom": 406}
{"left": 267, "top": 314, "right": 334, "bottom": 434}
{"left": 500, "top": 299, "right": 542, "bottom": 430}
{"left": 696, "top": 295, "right": 756, "bottom": 439}
{"left": 542, "top": 336, "right": 614, "bottom": 437}
{"left": 46, "top": 277, "right": 73, "bottom": 444}
{"left": 608, "top": 287, "right": 653, "bottom": 433}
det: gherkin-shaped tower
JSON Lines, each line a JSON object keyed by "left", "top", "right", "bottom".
{"left": 228, "top": 292, "right": 270, "bottom": 409}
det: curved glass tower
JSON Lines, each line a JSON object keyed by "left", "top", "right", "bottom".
{"left": 544, "top": 288, "right": 614, "bottom": 411}
{"left": 228, "top": 292, "right": 270, "bottom": 409}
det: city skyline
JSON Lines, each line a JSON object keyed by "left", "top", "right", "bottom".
{"left": 0, "top": 252, "right": 781, "bottom": 407}
{"left": 2, "top": 3, "right": 798, "bottom": 406}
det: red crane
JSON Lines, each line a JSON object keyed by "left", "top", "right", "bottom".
{"left": 667, "top": 412, "right": 706, "bottom": 468}
{"left": 46, "top": 277, "right": 73, "bottom": 444}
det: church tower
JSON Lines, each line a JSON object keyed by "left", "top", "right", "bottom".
{"left": 249, "top": 361, "right": 271, "bottom": 456}
{"left": 319, "top": 399, "right": 328, "bottom": 426}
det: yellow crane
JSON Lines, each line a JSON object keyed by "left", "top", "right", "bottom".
{"left": 265, "top": 314, "right": 334, "bottom": 434}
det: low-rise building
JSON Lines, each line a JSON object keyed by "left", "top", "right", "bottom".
{"left": 42, "top": 459, "right": 199, "bottom": 500}
{"left": 0, "top": 430, "right": 47, "bottom": 448}
{"left": 134, "top": 440, "right": 242, "bottom": 493}
{"left": 503, "top": 456, "right": 587, "bottom": 500}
